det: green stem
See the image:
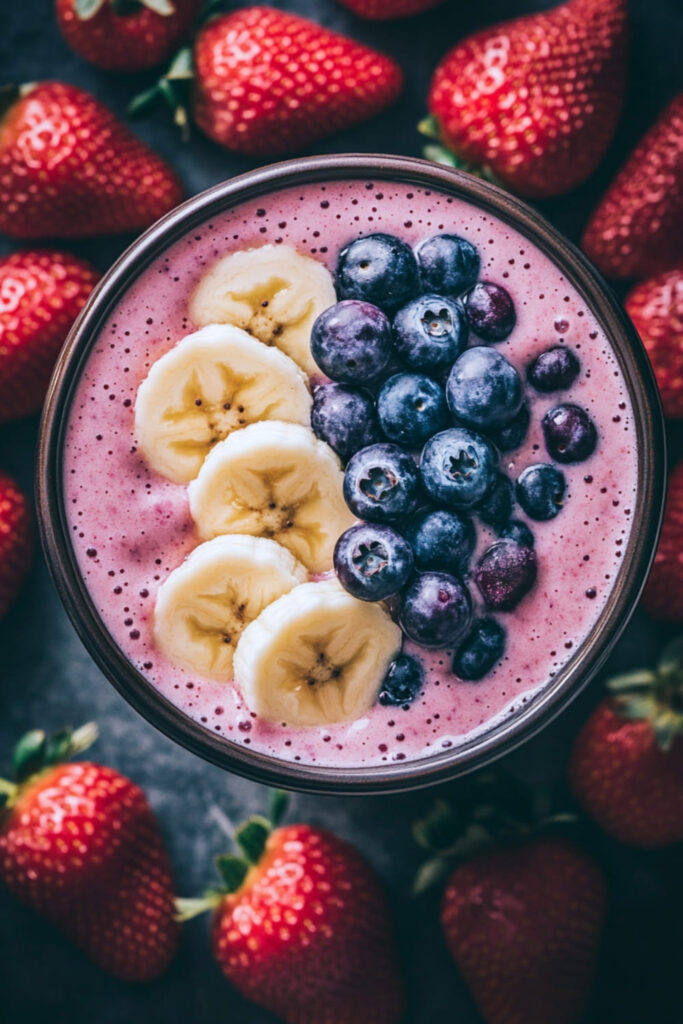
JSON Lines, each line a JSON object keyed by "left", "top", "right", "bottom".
{"left": 0, "top": 778, "right": 18, "bottom": 800}
{"left": 175, "top": 893, "right": 222, "bottom": 922}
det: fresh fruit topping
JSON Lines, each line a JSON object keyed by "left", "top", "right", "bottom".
{"left": 0, "top": 471, "right": 32, "bottom": 619}
{"left": 343, "top": 443, "right": 420, "bottom": 523}
{"left": 154, "top": 535, "right": 307, "bottom": 680}
{"left": 337, "top": 0, "right": 444, "bottom": 19}
{"left": 641, "top": 461, "right": 683, "bottom": 622}
{"left": 189, "top": 244, "right": 337, "bottom": 376}
{"left": 625, "top": 268, "right": 683, "bottom": 419}
{"left": 542, "top": 403, "right": 597, "bottom": 462}
{"left": 474, "top": 539, "right": 538, "bottom": 611}
{"left": 311, "top": 300, "right": 393, "bottom": 384}
{"left": 400, "top": 571, "right": 472, "bottom": 649}
{"left": 134, "top": 324, "right": 312, "bottom": 484}
{"left": 473, "top": 472, "right": 514, "bottom": 529}
{"left": 488, "top": 401, "right": 530, "bottom": 452}
{"left": 527, "top": 346, "right": 581, "bottom": 393}
{"left": 233, "top": 579, "right": 401, "bottom": 726}
{"left": 420, "top": 427, "right": 498, "bottom": 508}
{"left": 188, "top": 421, "right": 354, "bottom": 573}
{"left": 191, "top": 7, "right": 403, "bottom": 155}
{"left": 0, "top": 82, "right": 183, "bottom": 239}
{"left": 404, "top": 507, "right": 476, "bottom": 576}
{"left": 393, "top": 293, "right": 467, "bottom": 371}
{"left": 379, "top": 653, "right": 425, "bottom": 706}
{"left": 334, "top": 522, "right": 413, "bottom": 602}
{"left": 582, "top": 94, "right": 683, "bottom": 280}
{"left": 516, "top": 463, "right": 566, "bottom": 521}
{"left": 499, "top": 518, "right": 535, "bottom": 548}
{"left": 446, "top": 346, "right": 523, "bottom": 430}
{"left": 335, "top": 233, "right": 419, "bottom": 313}
{"left": 311, "top": 383, "right": 383, "bottom": 463}
{"left": 415, "top": 233, "right": 481, "bottom": 297}
{"left": 377, "top": 372, "right": 448, "bottom": 448}
{"left": 426, "top": 0, "right": 628, "bottom": 198}
{"left": 464, "top": 282, "right": 517, "bottom": 341}
{"left": 453, "top": 618, "right": 506, "bottom": 680}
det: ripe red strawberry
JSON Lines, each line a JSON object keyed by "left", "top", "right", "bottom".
{"left": 582, "top": 94, "right": 683, "bottom": 280}
{"left": 56, "top": 0, "right": 203, "bottom": 72}
{"left": 179, "top": 802, "right": 404, "bottom": 1024}
{"left": 626, "top": 268, "right": 683, "bottom": 419}
{"left": 191, "top": 7, "right": 403, "bottom": 156}
{"left": 441, "top": 837, "right": 605, "bottom": 1024}
{"left": 426, "top": 0, "right": 628, "bottom": 198}
{"left": 0, "top": 250, "right": 99, "bottom": 422}
{"left": 0, "top": 82, "right": 184, "bottom": 239}
{"left": 0, "top": 471, "right": 32, "bottom": 619}
{"left": 642, "top": 461, "right": 683, "bottom": 621}
{"left": 337, "top": 0, "right": 444, "bottom": 19}
{"left": 569, "top": 638, "right": 683, "bottom": 846}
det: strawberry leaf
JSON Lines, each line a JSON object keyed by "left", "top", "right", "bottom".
{"left": 75, "top": 0, "right": 106, "bottom": 18}
{"left": 140, "top": 0, "right": 175, "bottom": 13}
{"left": 236, "top": 816, "right": 272, "bottom": 864}
{"left": 215, "top": 854, "right": 249, "bottom": 892}
{"left": 13, "top": 730, "right": 46, "bottom": 782}
{"left": 268, "top": 788, "right": 289, "bottom": 827}
{"left": 174, "top": 891, "right": 222, "bottom": 921}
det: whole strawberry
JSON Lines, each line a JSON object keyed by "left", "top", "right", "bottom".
{"left": 626, "top": 268, "right": 683, "bottom": 419}
{"left": 337, "top": 0, "right": 444, "bottom": 19}
{"left": 0, "top": 471, "right": 32, "bottom": 619}
{"left": 582, "top": 94, "right": 683, "bottom": 280}
{"left": 178, "top": 796, "right": 405, "bottom": 1024}
{"left": 56, "top": 0, "right": 203, "bottom": 72}
{"left": 0, "top": 250, "right": 99, "bottom": 421}
{"left": 426, "top": 0, "right": 628, "bottom": 198}
{"left": 191, "top": 7, "right": 403, "bottom": 155}
{"left": 569, "top": 637, "right": 683, "bottom": 847}
{"left": 0, "top": 82, "right": 184, "bottom": 239}
{"left": 0, "top": 724, "right": 179, "bottom": 981}
{"left": 642, "top": 461, "right": 683, "bottom": 622}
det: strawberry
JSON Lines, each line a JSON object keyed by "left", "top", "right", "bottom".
{"left": 0, "top": 471, "right": 32, "bottom": 619}
{"left": 0, "top": 82, "right": 184, "bottom": 239}
{"left": 642, "top": 461, "right": 683, "bottom": 622}
{"left": 336, "top": 0, "right": 444, "bottom": 19}
{"left": 178, "top": 795, "right": 405, "bottom": 1024}
{"left": 425, "top": 0, "right": 628, "bottom": 198}
{"left": 190, "top": 7, "right": 403, "bottom": 156}
{"left": 56, "top": 0, "right": 203, "bottom": 73}
{"left": 0, "top": 250, "right": 99, "bottom": 422}
{"left": 441, "top": 837, "right": 605, "bottom": 1024}
{"left": 0, "top": 724, "right": 179, "bottom": 981}
{"left": 569, "top": 637, "right": 683, "bottom": 847}
{"left": 625, "top": 268, "right": 683, "bottom": 419}
{"left": 582, "top": 94, "right": 683, "bottom": 280}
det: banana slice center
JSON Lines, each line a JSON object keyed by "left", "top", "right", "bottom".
{"left": 232, "top": 279, "right": 312, "bottom": 346}
{"left": 188, "top": 587, "right": 248, "bottom": 653}
{"left": 163, "top": 365, "right": 259, "bottom": 458}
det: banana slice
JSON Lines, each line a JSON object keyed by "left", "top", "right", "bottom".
{"left": 135, "top": 324, "right": 312, "bottom": 483}
{"left": 154, "top": 535, "right": 307, "bottom": 681}
{"left": 188, "top": 421, "right": 356, "bottom": 573}
{"left": 234, "top": 579, "right": 402, "bottom": 727}
{"left": 188, "top": 245, "right": 336, "bottom": 376}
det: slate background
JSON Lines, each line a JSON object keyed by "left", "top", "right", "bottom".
{"left": 1, "top": 0, "right": 682, "bottom": 1021}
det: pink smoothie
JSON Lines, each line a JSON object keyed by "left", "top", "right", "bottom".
{"left": 63, "top": 179, "right": 637, "bottom": 769}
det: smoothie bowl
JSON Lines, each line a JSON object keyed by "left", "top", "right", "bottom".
{"left": 37, "top": 155, "right": 665, "bottom": 794}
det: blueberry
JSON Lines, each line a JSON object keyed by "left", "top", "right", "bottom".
{"left": 310, "top": 300, "right": 392, "bottom": 385}
{"left": 344, "top": 443, "right": 420, "bottom": 523}
{"left": 379, "top": 654, "right": 424, "bottom": 706}
{"left": 488, "top": 402, "right": 530, "bottom": 453}
{"left": 542, "top": 403, "right": 597, "bottom": 463}
{"left": 446, "top": 347, "right": 523, "bottom": 430}
{"left": 528, "top": 346, "right": 580, "bottom": 392}
{"left": 516, "top": 464, "right": 566, "bottom": 521}
{"left": 474, "top": 472, "right": 514, "bottom": 528}
{"left": 474, "top": 539, "right": 538, "bottom": 611}
{"left": 465, "top": 282, "right": 516, "bottom": 341}
{"left": 420, "top": 428, "right": 498, "bottom": 508}
{"left": 500, "top": 519, "right": 535, "bottom": 548}
{"left": 377, "top": 373, "right": 448, "bottom": 449}
{"left": 400, "top": 571, "right": 472, "bottom": 649}
{"left": 334, "top": 523, "right": 413, "bottom": 602}
{"left": 453, "top": 618, "right": 506, "bottom": 681}
{"left": 336, "top": 233, "right": 419, "bottom": 314}
{"left": 404, "top": 508, "right": 476, "bottom": 575}
{"left": 415, "top": 234, "right": 481, "bottom": 296}
{"left": 311, "top": 383, "right": 382, "bottom": 463}
{"left": 393, "top": 294, "right": 467, "bottom": 372}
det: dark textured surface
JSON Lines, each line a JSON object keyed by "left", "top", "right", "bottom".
{"left": 1, "top": 1, "right": 682, "bottom": 1021}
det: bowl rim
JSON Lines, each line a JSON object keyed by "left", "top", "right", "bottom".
{"left": 36, "top": 153, "right": 666, "bottom": 795}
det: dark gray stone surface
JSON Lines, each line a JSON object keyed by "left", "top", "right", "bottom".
{"left": 0, "top": 0, "right": 682, "bottom": 1021}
